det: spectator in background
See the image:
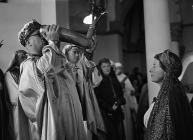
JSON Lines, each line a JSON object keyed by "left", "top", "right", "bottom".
{"left": 136, "top": 77, "right": 148, "bottom": 140}
{"left": 5, "top": 50, "right": 27, "bottom": 140}
{"left": 0, "top": 68, "right": 15, "bottom": 140}
{"left": 114, "top": 62, "right": 137, "bottom": 140}
{"left": 130, "top": 67, "right": 144, "bottom": 103}
{"left": 94, "top": 58, "right": 125, "bottom": 140}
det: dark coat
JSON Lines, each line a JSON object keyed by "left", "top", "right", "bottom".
{"left": 94, "top": 72, "right": 125, "bottom": 121}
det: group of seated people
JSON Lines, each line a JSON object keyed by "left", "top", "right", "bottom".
{"left": 0, "top": 20, "right": 139, "bottom": 140}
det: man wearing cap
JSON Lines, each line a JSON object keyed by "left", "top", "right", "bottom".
{"left": 17, "top": 20, "right": 88, "bottom": 140}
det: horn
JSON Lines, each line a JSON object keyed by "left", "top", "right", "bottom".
{"left": 40, "top": 25, "right": 93, "bottom": 49}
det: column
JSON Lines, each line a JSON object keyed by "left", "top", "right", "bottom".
{"left": 143, "top": 0, "right": 171, "bottom": 104}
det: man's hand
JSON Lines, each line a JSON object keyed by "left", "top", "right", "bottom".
{"left": 41, "top": 24, "right": 59, "bottom": 42}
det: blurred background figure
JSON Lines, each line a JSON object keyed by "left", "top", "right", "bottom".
{"left": 5, "top": 50, "right": 27, "bottom": 140}
{"left": 130, "top": 67, "right": 144, "bottom": 103}
{"left": 114, "top": 62, "right": 137, "bottom": 140}
{"left": 136, "top": 77, "right": 148, "bottom": 140}
{"left": 94, "top": 58, "right": 125, "bottom": 140}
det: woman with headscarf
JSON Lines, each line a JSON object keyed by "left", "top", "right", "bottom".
{"left": 144, "top": 50, "right": 193, "bottom": 140}
{"left": 5, "top": 50, "right": 27, "bottom": 140}
{"left": 94, "top": 58, "right": 126, "bottom": 140}
{"left": 62, "top": 44, "right": 106, "bottom": 140}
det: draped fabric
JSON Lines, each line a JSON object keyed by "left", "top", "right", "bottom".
{"left": 144, "top": 50, "right": 193, "bottom": 140}
{"left": 0, "top": 69, "right": 15, "bottom": 140}
{"left": 71, "top": 55, "right": 106, "bottom": 140}
{"left": 5, "top": 50, "right": 27, "bottom": 140}
{"left": 18, "top": 44, "right": 87, "bottom": 140}
{"left": 5, "top": 71, "right": 21, "bottom": 140}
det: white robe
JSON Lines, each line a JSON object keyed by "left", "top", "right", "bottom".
{"left": 18, "top": 44, "right": 87, "bottom": 140}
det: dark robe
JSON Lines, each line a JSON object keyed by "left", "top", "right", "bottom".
{"left": 145, "top": 79, "right": 193, "bottom": 140}
{"left": 94, "top": 71, "right": 125, "bottom": 140}
{"left": 0, "top": 69, "right": 15, "bottom": 140}
{"left": 169, "top": 82, "right": 193, "bottom": 140}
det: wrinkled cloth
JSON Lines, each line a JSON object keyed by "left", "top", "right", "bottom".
{"left": 5, "top": 71, "right": 20, "bottom": 140}
{"left": 18, "top": 44, "right": 87, "bottom": 140}
{"left": 70, "top": 55, "right": 106, "bottom": 140}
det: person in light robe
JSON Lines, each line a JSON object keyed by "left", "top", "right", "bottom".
{"left": 114, "top": 62, "right": 137, "bottom": 140}
{"left": 5, "top": 50, "right": 27, "bottom": 140}
{"left": 17, "top": 19, "right": 94, "bottom": 140}
{"left": 63, "top": 44, "right": 106, "bottom": 140}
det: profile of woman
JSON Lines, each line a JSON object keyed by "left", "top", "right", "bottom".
{"left": 144, "top": 50, "right": 193, "bottom": 140}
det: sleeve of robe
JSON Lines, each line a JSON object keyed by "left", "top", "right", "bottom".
{"left": 79, "top": 55, "right": 102, "bottom": 87}
{"left": 18, "top": 43, "right": 60, "bottom": 122}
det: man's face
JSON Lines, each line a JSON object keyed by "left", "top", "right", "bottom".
{"left": 27, "top": 30, "right": 47, "bottom": 54}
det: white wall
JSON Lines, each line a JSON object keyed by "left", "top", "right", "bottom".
{"left": 0, "top": 0, "right": 41, "bottom": 71}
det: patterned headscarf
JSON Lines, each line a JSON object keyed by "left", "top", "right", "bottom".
{"left": 154, "top": 49, "right": 182, "bottom": 78}
{"left": 145, "top": 50, "right": 186, "bottom": 140}
{"left": 18, "top": 19, "right": 41, "bottom": 47}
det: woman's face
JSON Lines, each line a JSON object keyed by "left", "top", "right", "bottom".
{"left": 17, "top": 51, "right": 27, "bottom": 65}
{"left": 149, "top": 59, "right": 165, "bottom": 84}
{"left": 101, "top": 62, "right": 111, "bottom": 76}
{"left": 67, "top": 47, "right": 81, "bottom": 64}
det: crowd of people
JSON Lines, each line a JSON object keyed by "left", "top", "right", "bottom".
{"left": 0, "top": 19, "right": 193, "bottom": 140}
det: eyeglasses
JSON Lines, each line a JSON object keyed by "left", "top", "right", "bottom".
{"left": 30, "top": 32, "right": 42, "bottom": 38}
